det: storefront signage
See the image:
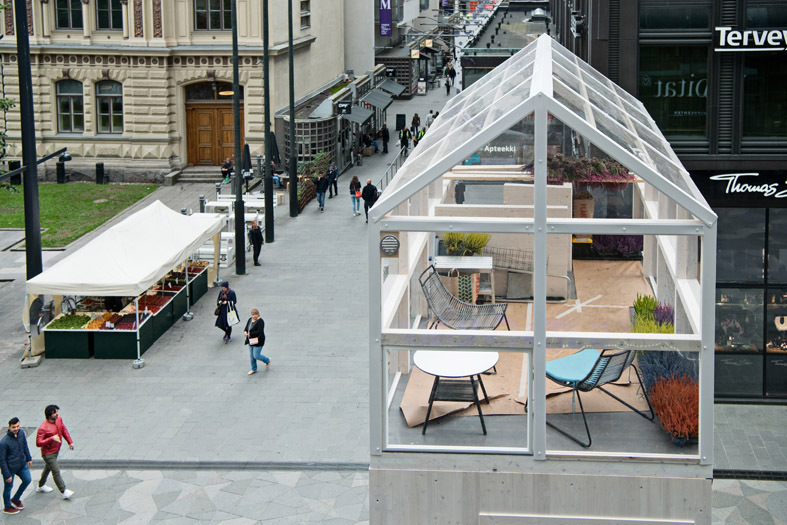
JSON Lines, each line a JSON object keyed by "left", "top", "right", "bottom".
{"left": 714, "top": 27, "right": 787, "bottom": 52}
{"left": 469, "top": 1, "right": 478, "bottom": 12}
{"left": 411, "top": 49, "right": 420, "bottom": 59}
{"left": 697, "top": 171, "right": 787, "bottom": 207}
{"left": 337, "top": 102, "right": 352, "bottom": 115}
{"left": 380, "top": 0, "right": 392, "bottom": 36}
{"left": 385, "top": 67, "right": 397, "bottom": 77}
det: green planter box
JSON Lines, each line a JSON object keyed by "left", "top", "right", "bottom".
{"left": 189, "top": 270, "right": 209, "bottom": 305}
{"left": 44, "top": 330, "right": 93, "bottom": 359}
{"left": 93, "top": 318, "right": 155, "bottom": 359}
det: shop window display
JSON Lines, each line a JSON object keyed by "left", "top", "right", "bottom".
{"left": 743, "top": 54, "right": 787, "bottom": 138}
{"left": 716, "top": 208, "right": 765, "bottom": 283}
{"left": 715, "top": 289, "right": 762, "bottom": 353}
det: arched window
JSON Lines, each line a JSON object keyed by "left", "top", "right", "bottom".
{"left": 56, "top": 80, "right": 84, "bottom": 133}
{"left": 96, "top": 80, "right": 123, "bottom": 134}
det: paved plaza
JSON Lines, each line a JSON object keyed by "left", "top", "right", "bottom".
{"left": 0, "top": 86, "right": 785, "bottom": 523}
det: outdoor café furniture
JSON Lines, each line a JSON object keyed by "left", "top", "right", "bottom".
{"left": 545, "top": 348, "right": 655, "bottom": 448}
{"left": 419, "top": 265, "right": 509, "bottom": 330}
{"left": 414, "top": 350, "right": 500, "bottom": 435}
{"left": 433, "top": 255, "right": 496, "bottom": 303}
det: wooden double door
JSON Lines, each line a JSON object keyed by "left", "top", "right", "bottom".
{"left": 186, "top": 103, "right": 245, "bottom": 166}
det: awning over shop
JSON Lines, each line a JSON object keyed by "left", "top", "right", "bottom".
{"left": 341, "top": 105, "right": 374, "bottom": 125}
{"left": 378, "top": 79, "right": 406, "bottom": 96}
{"left": 362, "top": 89, "right": 393, "bottom": 110}
{"left": 26, "top": 200, "right": 226, "bottom": 296}
{"left": 420, "top": 46, "right": 440, "bottom": 55}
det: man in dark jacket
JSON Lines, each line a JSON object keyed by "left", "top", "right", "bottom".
{"left": 315, "top": 173, "right": 330, "bottom": 212}
{"left": 1, "top": 417, "right": 32, "bottom": 515}
{"left": 249, "top": 220, "right": 264, "bottom": 266}
{"left": 399, "top": 127, "right": 411, "bottom": 157}
{"left": 379, "top": 124, "right": 390, "bottom": 153}
{"left": 361, "top": 178, "right": 379, "bottom": 224}
{"left": 327, "top": 162, "right": 339, "bottom": 198}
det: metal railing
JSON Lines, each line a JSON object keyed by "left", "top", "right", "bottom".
{"left": 376, "top": 146, "right": 408, "bottom": 191}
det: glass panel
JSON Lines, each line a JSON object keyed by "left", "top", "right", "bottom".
{"left": 716, "top": 353, "right": 763, "bottom": 397}
{"left": 112, "top": 97, "right": 123, "bottom": 113}
{"left": 386, "top": 347, "right": 529, "bottom": 451}
{"left": 113, "top": 114, "right": 123, "bottom": 133}
{"left": 210, "top": 11, "right": 221, "bottom": 30}
{"left": 71, "top": 2, "right": 83, "bottom": 28}
{"left": 746, "top": 6, "right": 787, "bottom": 28}
{"left": 97, "top": 9, "right": 109, "bottom": 29}
{"left": 73, "top": 113, "right": 84, "bottom": 132}
{"left": 716, "top": 208, "right": 765, "bottom": 283}
{"left": 766, "top": 288, "right": 787, "bottom": 355}
{"left": 639, "top": 6, "right": 710, "bottom": 30}
{"left": 766, "top": 354, "right": 787, "bottom": 396}
{"left": 195, "top": 11, "right": 207, "bottom": 29}
{"left": 98, "top": 114, "right": 110, "bottom": 133}
{"left": 112, "top": 9, "right": 123, "bottom": 30}
{"left": 716, "top": 288, "right": 763, "bottom": 353}
{"left": 58, "top": 114, "right": 71, "bottom": 133}
{"left": 552, "top": 80, "right": 586, "bottom": 120}
{"left": 56, "top": 80, "right": 82, "bottom": 95}
{"left": 639, "top": 46, "right": 708, "bottom": 139}
{"left": 186, "top": 82, "right": 215, "bottom": 100}
{"left": 224, "top": 5, "right": 232, "bottom": 30}
{"left": 57, "top": 8, "right": 69, "bottom": 29}
{"left": 769, "top": 209, "right": 787, "bottom": 283}
{"left": 97, "top": 81, "right": 122, "bottom": 95}
{"left": 743, "top": 53, "right": 787, "bottom": 138}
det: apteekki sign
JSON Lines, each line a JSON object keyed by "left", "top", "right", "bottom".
{"left": 715, "top": 26, "right": 787, "bottom": 51}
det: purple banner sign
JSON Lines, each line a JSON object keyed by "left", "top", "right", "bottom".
{"left": 380, "top": 0, "right": 392, "bottom": 36}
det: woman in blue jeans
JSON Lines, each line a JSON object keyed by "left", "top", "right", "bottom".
{"left": 243, "top": 309, "right": 270, "bottom": 375}
{"left": 349, "top": 175, "right": 362, "bottom": 216}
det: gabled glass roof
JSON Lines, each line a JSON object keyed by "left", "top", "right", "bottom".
{"left": 372, "top": 34, "right": 715, "bottom": 225}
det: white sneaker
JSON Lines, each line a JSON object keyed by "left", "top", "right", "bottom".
{"left": 62, "top": 489, "right": 74, "bottom": 500}
{"left": 36, "top": 485, "right": 53, "bottom": 493}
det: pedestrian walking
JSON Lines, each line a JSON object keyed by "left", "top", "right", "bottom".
{"left": 361, "top": 178, "right": 379, "bottom": 223}
{"left": 414, "top": 127, "right": 425, "bottom": 148}
{"left": 249, "top": 220, "right": 264, "bottom": 266}
{"left": 447, "top": 62, "right": 456, "bottom": 86}
{"left": 399, "top": 127, "right": 411, "bottom": 156}
{"left": 445, "top": 76, "right": 451, "bottom": 95}
{"left": 35, "top": 405, "right": 74, "bottom": 500}
{"left": 327, "top": 162, "right": 339, "bottom": 198}
{"left": 244, "top": 308, "right": 270, "bottom": 375}
{"left": 425, "top": 110, "right": 435, "bottom": 128}
{"left": 315, "top": 172, "right": 329, "bottom": 211}
{"left": 1, "top": 417, "right": 32, "bottom": 515}
{"left": 411, "top": 113, "right": 421, "bottom": 131}
{"left": 215, "top": 281, "right": 238, "bottom": 343}
{"left": 379, "top": 124, "right": 390, "bottom": 153}
{"left": 350, "top": 175, "right": 362, "bottom": 217}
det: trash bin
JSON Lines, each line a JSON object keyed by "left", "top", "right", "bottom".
{"left": 96, "top": 162, "right": 105, "bottom": 184}
{"left": 56, "top": 161, "right": 66, "bottom": 184}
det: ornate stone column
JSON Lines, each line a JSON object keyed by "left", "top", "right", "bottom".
{"left": 80, "top": 0, "right": 89, "bottom": 39}
{"left": 120, "top": 0, "right": 127, "bottom": 38}
{"left": 39, "top": 0, "right": 48, "bottom": 37}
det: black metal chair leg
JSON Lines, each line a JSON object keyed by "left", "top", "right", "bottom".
{"left": 503, "top": 314, "right": 510, "bottom": 330}
{"left": 476, "top": 374, "right": 490, "bottom": 403}
{"left": 545, "top": 389, "right": 591, "bottom": 448}
{"left": 422, "top": 376, "right": 440, "bottom": 435}
{"left": 597, "top": 365, "right": 655, "bottom": 421}
{"left": 471, "top": 376, "right": 487, "bottom": 435}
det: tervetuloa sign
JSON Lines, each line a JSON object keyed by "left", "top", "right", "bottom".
{"left": 714, "top": 27, "right": 787, "bottom": 52}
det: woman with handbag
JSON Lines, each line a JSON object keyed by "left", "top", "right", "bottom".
{"left": 215, "top": 281, "right": 238, "bottom": 343}
{"left": 244, "top": 308, "right": 270, "bottom": 375}
{"left": 349, "top": 175, "right": 362, "bottom": 217}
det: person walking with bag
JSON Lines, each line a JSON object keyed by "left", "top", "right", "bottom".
{"left": 361, "top": 178, "right": 378, "bottom": 224}
{"left": 315, "top": 172, "right": 329, "bottom": 212}
{"left": 244, "top": 308, "right": 270, "bottom": 375}
{"left": 215, "top": 281, "right": 238, "bottom": 344}
{"left": 35, "top": 405, "right": 74, "bottom": 500}
{"left": 350, "top": 175, "right": 362, "bottom": 217}
{"left": 0, "top": 417, "right": 32, "bottom": 515}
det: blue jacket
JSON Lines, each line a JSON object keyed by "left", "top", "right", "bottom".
{"left": 0, "top": 429, "right": 32, "bottom": 479}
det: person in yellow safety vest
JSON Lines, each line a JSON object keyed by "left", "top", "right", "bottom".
{"left": 399, "top": 127, "right": 411, "bottom": 156}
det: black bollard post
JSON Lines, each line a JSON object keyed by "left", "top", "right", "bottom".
{"left": 96, "top": 162, "right": 105, "bottom": 184}
{"left": 9, "top": 160, "right": 21, "bottom": 185}
{"left": 56, "top": 161, "right": 66, "bottom": 184}
{"left": 199, "top": 194, "right": 206, "bottom": 213}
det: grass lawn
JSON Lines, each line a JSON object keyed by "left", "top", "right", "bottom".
{"left": 0, "top": 182, "right": 158, "bottom": 248}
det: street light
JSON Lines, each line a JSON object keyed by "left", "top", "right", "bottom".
{"left": 231, "top": 0, "right": 246, "bottom": 276}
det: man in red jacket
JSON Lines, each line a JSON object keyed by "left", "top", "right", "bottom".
{"left": 35, "top": 405, "right": 74, "bottom": 499}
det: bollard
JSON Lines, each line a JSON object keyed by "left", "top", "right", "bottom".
{"left": 181, "top": 208, "right": 188, "bottom": 215}
{"left": 199, "top": 194, "right": 206, "bottom": 213}
{"left": 215, "top": 182, "right": 222, "bottom": 200}
{"left": 56, "top": 162, "right": 66, "bottom": 184}
{"left": 9, "top": 160, "right": 21, "bottom": 185}
{"left": 96, "top": 162, "right": 105, "bottom": 184}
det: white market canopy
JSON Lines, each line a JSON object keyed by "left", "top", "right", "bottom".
{"left": 26, "top": 200, "right": 225, "bottom": 297}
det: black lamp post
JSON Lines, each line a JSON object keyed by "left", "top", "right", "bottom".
{"left": 231, "top": 0, "right": 246, "bottom": 275}
{"left": 14, "top": 0, "right": 42, "bottom": 280}
{"left": 287, "top": 0, "right": 298, "bottom": 217}
{"left": 263, "top": 0, "right": 274, "bottom": 242}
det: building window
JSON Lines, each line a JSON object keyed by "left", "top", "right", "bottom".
{"left": 743, "top": 54, "right": 787, "bottom": 138}
{"left": 96, "top": 80, "right": 123, "bottom": 134}
{"left": 56, "top": 0, "right": 83, "bottom": 29}
{"left": 639, "top": 5, "right": 709, "bottom": 30}
{"left": 300, "top": 0, "right": 310, "bottom": 28}
{"left": 194, "top": 0, "right": 232, "bottom": 30}
{"left": 56, "top": 80, "right": 84, "bottom": 133}
{"left": 638, "top": 46, "right": 708, "bottom": 139}
{"left": 97, "top": 0, "right": 124, "bottom": 30}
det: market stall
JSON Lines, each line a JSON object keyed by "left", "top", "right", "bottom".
{"left": 26, "top": 200, "right": 225, "bottom": 361}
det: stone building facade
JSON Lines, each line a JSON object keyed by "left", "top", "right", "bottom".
{"left": 0, "top": 0, "right": 345, "bottom": 181}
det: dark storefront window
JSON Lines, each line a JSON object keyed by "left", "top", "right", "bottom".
{"left": 716, "top": 208, "right": 764, "bottom": 283}
{"left": 746, "top": 5, "right": 787, "bottom": 28}
{"left": 639, "top": 5, "right": 709, "bottom": 30}
{"left": 639, "top": 46, "right": 708, "bottom": 139}
{"left": 743, "top": 54, "right": 787, "bottom": 138}
{"left": 768, "top": 209, "right": 787, "bottom": 283}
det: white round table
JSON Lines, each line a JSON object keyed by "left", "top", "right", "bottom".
{"left": 413, "top": 350, "right": 499, "bottom": 435}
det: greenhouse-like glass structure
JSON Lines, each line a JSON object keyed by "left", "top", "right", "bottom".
{"left": 368, "top": 34, "right": 716, "bottom": 523}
